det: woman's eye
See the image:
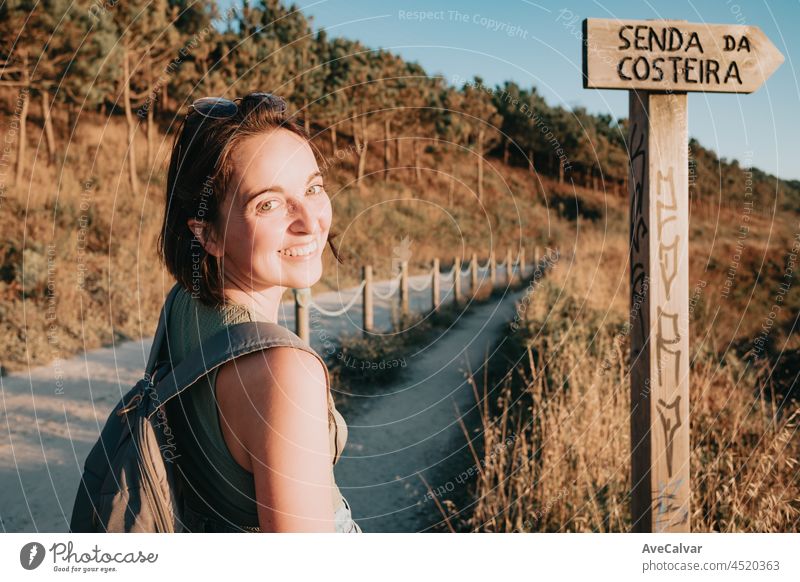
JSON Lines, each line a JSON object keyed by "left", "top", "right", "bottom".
{"left": 307, "top": 184, "right": 325, "bottom": 196}
{"left": 256, "top": 199, "right": 279, "bottom": 213}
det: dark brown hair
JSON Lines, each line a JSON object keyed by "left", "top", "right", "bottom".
{"left": 158, "top": 96, "right": 343, "bottom": 307}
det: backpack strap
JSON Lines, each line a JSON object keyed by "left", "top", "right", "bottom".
{"left": 147, "top": 320, "right": 330, "bottom": 420}
{"left": 144, "top": 283, "right": 183, "bottom": 383}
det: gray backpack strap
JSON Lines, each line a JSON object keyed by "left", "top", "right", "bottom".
{"left": 147, "top": 320, "right": 330, "bottom": 419}
{"left": 145, "top": 283, "right": 183, "bottom": 383}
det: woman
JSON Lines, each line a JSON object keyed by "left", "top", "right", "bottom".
{"left": 156, "top": 92, "right": 360, "bottom": 533}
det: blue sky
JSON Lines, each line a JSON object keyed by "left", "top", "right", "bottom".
{"left": 217, "top": 0, "right": 799, "bottom": 181}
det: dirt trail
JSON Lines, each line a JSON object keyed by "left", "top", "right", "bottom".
{"left": 333, "top": 280, "right": 533, "bottom": 532}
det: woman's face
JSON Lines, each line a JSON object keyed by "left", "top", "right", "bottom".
{"left": 210, "top": 128, "right": 332, "bottom": 291}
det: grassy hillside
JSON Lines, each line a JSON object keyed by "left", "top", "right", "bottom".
{"left": 2, "top": 108, "right": 799, "bottom": 383}
{"left": 443, "top": 180, "right": 800, "bottom": 532}
{"left": 0, "top": 110, "right": 548, "bottom": 372}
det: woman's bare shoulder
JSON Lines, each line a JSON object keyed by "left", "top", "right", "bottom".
{"left": 217, "top": 345, "right": 327, "bottom": 405}
{"left": 215, "top": 346, "right": 328, "bottom": 445}
{"left": 213, "top": 345, "right": 330, "bottom": 474}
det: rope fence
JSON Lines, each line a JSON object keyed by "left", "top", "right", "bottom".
{"left": 292, "top": 246, "right": 549, "bottom": 342}
{"left": 440, "top": 264, "right": 457, "bottom": 279}
{"left": 408, "top": 269, "right": 435, "bottom": 292}
{"left": 372, "top": 272, "right": 403, "bottom": 300}
{"left": 308, "top": 279, "right": 367, "bottom": 317}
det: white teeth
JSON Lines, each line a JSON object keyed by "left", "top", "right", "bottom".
{"left": 278, "top": 239, "right": 318, "bottom": 257}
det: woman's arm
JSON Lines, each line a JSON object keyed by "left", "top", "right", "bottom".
{"left": 216, "top": 346, "right": 336, "bottom": 532}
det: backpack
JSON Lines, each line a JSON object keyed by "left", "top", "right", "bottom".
{"left": 69, "top": 283, "right": 329, "bottom": 532}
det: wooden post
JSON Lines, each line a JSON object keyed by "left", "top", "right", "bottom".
{"left": 534, "top": 246, "right": 540, "bottom": 270}
{"left": 432, "top": 258, "right": 440, "bottom": 312}
{"left": 489, "top": 251, "right": 496, "bottom": 288}
{"left": 628, "top": 91, "right": 690, "bottom": 533}
{"left": 400, "top": 260, "right": 409, "bottom": 316}
{"left": 294, "top": 287, "right": 310, "bottom": 344}
{"left": 363, "top": 265, "right": 373, "bottom": 336}
{"left": 520, "top": 247, "right": 526, "bottom": 278}
{"left": 470, "top": 252, "right": 478, "bottom": 296}
{"left": 453, "top": 257, "right": 461, "bottom": 306}
{"left": 583, "top": 18, "right": 784, "bottom": 533}
{"left": 506, "top": 249, "right": 514, "bottom": 286}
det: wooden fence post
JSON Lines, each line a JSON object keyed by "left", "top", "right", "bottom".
{"left": 294, "top": 287, "right": 310, "bottom": 344}
{"left": 453, "top": 257, "right": 461, "bottom": 306}
{"left": 471, "top": 252, "right": 478, "bottom": 296}
{"left": 489, "top": 251, "right": 496, "bottom": 288}
{"left": 432, "top": 258, "right": 440, "bottom": 312}
{"left": 400, "top": 260, "right": 409, "bottom": 316}
{"left": 506, "top": 249, "right": 514, "bottom": 286}
{"left": 520, "top": 247, "right": 526, "bottom": 278}
{"left": 363, "top": 265, "right": 373, "bottom": 337}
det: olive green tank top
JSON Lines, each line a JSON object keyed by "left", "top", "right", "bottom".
{"left": 162, "top": 284, "right": 349, "bottom": 529}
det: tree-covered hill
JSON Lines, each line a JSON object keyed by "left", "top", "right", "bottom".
{"left": 1, "top": 0, "right": 797, "bottom": 211}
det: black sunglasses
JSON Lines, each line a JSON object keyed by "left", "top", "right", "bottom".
{"left": 187, "top": 92, "right": 288, "bottom": 120}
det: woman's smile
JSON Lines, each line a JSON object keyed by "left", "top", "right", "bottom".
{"left": 277, "top": 237, "right": 320, "bottom": 260}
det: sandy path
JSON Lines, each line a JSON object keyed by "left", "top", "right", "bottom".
{"left": 334, "top": 281, "right": 534, "bottom": 532}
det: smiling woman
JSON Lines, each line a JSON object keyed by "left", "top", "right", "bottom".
{"left": 154, "top": 93, "right": 360, "bottom": 533}
{"left": 185, "top": 128, "right": 332, "bottom": 304}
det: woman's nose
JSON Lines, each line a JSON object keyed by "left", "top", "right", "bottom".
{"left": 287, "top": 197, "right": 317, "bottom": 231}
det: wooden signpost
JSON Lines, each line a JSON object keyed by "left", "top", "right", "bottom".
{"left": 582, "top": 18, "right": 784, "bottom": 532}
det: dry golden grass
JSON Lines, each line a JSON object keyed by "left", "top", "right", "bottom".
{"left": 1, "top": 114, "right": 171, "bottom": 372}
{"left": 463, "top": 214, "right": 800, "bottom": 532}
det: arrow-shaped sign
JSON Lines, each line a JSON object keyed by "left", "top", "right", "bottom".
{"left": 582, "top": 18, "right": 784, "bottom": 93}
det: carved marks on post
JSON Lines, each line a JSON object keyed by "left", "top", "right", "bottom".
{"left": 655, "top": 395, "right": 685, "bottom": 533}
{"left": 655, "top": 165, "right": 682, "bottom": 470}
{"left": 655, "top": 395, "right": 682, "bottom": 478}
{"left": 630, "top": 119, "right": 649, "bottom": 345}
{"left": 653, "top": 475, "right": 689, "bottom": 532}
{"left": 630, "top": 122, "right": 649, "bottom": 257}
{"left": 656, "top": 168, "right": 679, "bottom": 300}
{"left": 654, "top": 166, "right": 684, "bottom": 487}
{"left": 656, "top": 307, "right": 681, "bottom": 387}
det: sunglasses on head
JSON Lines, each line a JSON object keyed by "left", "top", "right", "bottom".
{"left": 187, "top": 92, "right": 288, "bottom": 120}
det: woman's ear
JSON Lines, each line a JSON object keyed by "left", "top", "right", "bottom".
{"left": 187, "top": 218, "right": 222, "bottom": 257}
